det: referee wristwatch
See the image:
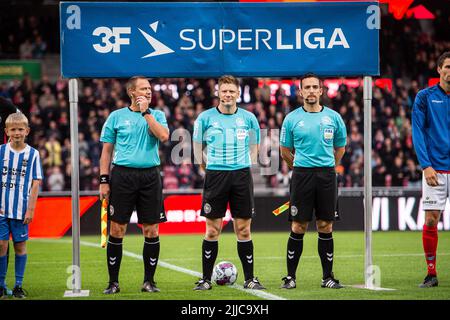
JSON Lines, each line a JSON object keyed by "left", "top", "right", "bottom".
{"left": 141, "top": 108, "right": 152, "bottom": 117}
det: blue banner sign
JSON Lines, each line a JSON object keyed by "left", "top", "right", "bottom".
{"left": 60, "top": 2, "right": 379, "bottom": 78}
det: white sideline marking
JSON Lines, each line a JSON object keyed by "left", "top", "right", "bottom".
{"left": 34, "top": 239, "right": 286, "bottom": 300}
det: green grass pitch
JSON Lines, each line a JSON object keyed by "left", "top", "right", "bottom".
{"left": 3, "top": 231, "right": 450, "bottom": 300}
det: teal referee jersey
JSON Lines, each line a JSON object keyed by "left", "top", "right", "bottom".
{"left": 100, "top": 107, "right": 168, "bottom": 168}
{"left": 193, "top": 107, "right": 260, "bottom": 171}
{"left": 280, "top": 106, "right": 346, "bottom": 168}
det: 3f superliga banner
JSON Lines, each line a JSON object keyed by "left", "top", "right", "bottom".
{"left": 60, "top": 2, "right": 379, "bottom": 78}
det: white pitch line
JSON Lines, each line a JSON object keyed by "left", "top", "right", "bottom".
{"left": 46, "top": 239, "right": 285, "bottom": 301}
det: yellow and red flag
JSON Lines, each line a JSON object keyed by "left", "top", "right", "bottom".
{"left": 272, "top": 201, "right": 290, "bottom": 216}
{"left": 101, "top": 199, "right": 108, "bottom": 248}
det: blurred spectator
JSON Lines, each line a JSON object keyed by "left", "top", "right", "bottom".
{"left": 373, "top": 157, "right": 387, "bottom": 187}
{"left": 19, "top": 38, "right": 33, "bottom": 59}
{"left": 177, "top": 161, "right": 194, "bottom": 189}
{"left": 79, "top": 155, "right": 93, "bottom": 190}
{"left": 349, "top": 165, "right": 363, "bottom": 187}
{"left": 273, "top": 162, "right": 291, "bottom": 188}
{"left": 88, "top": 131, "right": 102, "bottom": 167}
{"left": 47, "top": 166, "right": 65, "bottom": 191}
{"left": 45, "top": 120, "right": 61, "bottom": 141}
{"left": 404, "top": 159, "right": 422, "bottom": 188}
{"left": 44, "top": 134, "right": 62, "bottom": 167}
{"left": 391, "top": 156, "right": 405, "bottom": 186}
{"left": 38, "top": 85, "right": 56, "bottom": 110}
{"left": 78, "top": 132, "right": 89, "bottom": 158}
{"left": 32, "top": 34, "right": 47, "bottom": 59}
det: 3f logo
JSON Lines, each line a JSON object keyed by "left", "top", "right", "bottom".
{"left": 92, "top": 27, "right": 131, "bottom": 53}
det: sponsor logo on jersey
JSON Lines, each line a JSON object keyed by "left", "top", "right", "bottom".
{"left": 236, "top": 118, "right": 245, "bottom": 127}
{"left": 321, "top": 116, "right": 332, "bottom": 125}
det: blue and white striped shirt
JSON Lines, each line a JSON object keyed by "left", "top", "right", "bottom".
{"left": 0, "top": 143, "right": 43, "bottom": 220}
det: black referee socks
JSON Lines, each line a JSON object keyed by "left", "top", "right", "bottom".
{"left": 143, "top": 237, "right": 160, "bottom": 283}
{"left": 202, "top": 239, "right": 218, "bottom": 281}
{"left": 107, "top": 236, "right": 123, "bottom": 283}
{"left": 318, "top": 232, "right": 334, "bottom": 279}
{"left": 237, "top": 239, "right": 254, "bottom": 281}
{"left": 286, "top": 231, "right": 304, "bottom": 279}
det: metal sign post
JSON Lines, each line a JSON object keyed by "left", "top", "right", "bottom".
{"left": 359, "top": 77, "right": 395, "bottom": 291}
{"left": 64, "top": 78, "right": 89, "bottom": 297}
{"left": 363, "top": 76, "right": 373, "bottom": 289}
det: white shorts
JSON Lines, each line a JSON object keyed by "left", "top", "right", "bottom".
{"left": 422, "top": 172, "right": 450, "bottom": 210}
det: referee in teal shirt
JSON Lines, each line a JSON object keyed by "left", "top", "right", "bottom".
{"left": 192, "top": 75, "right": 265, "bottom": 291}
{"left": 280, "top": 73, "right": 346, "bottom": 290}
{"left": 99, "top": 76, "right": 169, "bottom": 294}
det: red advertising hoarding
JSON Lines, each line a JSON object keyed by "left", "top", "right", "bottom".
{"left": 28, "top": 195, "right": 231, "bottom": 238}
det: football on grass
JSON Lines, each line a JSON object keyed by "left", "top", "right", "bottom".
{"left": 212, "top": 261, "right": 238, "bottom": 285}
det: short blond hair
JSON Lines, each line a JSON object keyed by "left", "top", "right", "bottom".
{"left": 218, "top": 75, "right": 239, "bottom": 88}
{"left": 5, "top": 112, "right": 29, "bottom": 128}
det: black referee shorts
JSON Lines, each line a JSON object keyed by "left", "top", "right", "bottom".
{"left": 289, "top": 167, "right": 336, "bottom": 222}
{"left": 109, "top": 165, "right": 166, "bottom": 225}
{"left": 200, "top": 168, "right": 255, "bottom": 219}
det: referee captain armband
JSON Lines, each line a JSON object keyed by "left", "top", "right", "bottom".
{"left": 100, "top": 175, "right": 110, "bottom": 184}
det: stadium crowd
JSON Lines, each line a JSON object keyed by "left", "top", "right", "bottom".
{"left": 0, "top": 11, "right": 449, "bottom": 192}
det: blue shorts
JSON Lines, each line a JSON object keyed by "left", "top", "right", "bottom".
{"left": 0, "top": 216, "right": 29, "bottom": 242}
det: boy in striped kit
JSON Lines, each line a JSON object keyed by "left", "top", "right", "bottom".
{"left": 0, "top": 113, "right": 42, "bottom": 298}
